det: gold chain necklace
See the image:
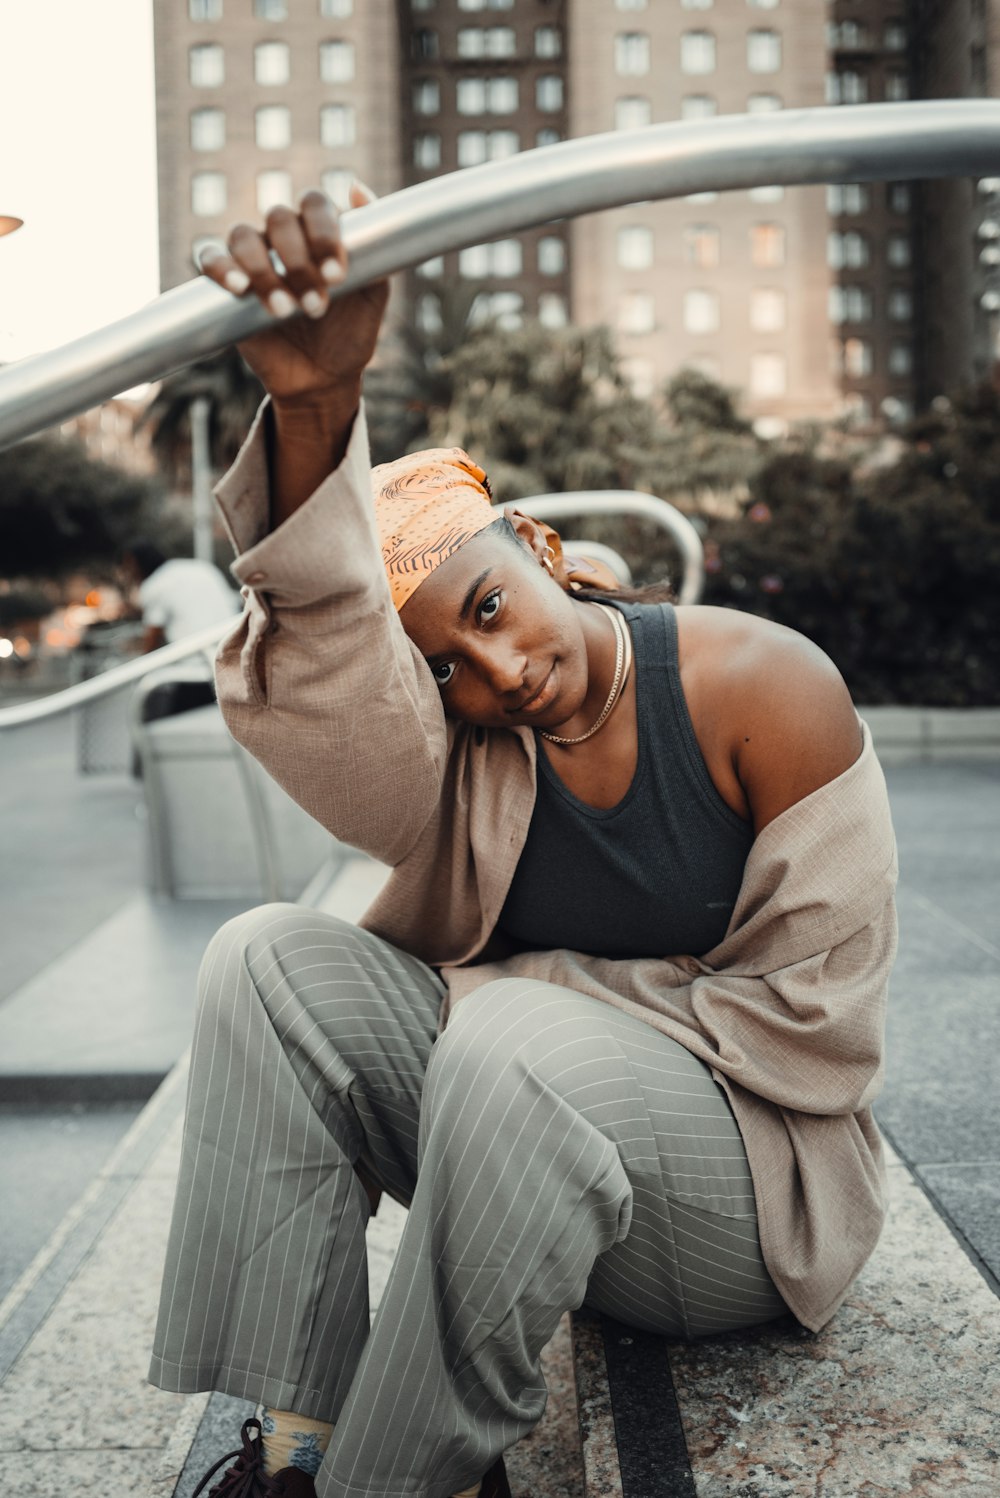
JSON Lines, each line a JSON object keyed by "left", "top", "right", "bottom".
{"left": 540, "top": 605, "right": 632, "bottom": 747}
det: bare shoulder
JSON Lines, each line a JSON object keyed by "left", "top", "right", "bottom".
{"left": 675, "top": 605, "right": 863, "bottom": 834}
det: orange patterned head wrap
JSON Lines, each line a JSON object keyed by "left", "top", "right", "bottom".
{"left": 372, "top": 447, "right": 498, "bottom": 612}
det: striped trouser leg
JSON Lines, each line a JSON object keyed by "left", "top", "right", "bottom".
{"left": 148, "top": 904, "right": 444, "bottom": 1418}
{"left": 316, "top": 977, "right": 786, "bottom": 1498}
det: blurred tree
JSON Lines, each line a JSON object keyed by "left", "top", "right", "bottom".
{"left": 0, "top": 432, "right": 164, "bottom": 580}
{"left": 139, "top": 348, "right": 264, "bottom": 490}
{"left": 701, "top": 382, "right": 1000, "bottom": 705}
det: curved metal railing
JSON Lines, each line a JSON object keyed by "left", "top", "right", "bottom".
{"left": 1, "top": 101, "right": 999, "bottom": 448}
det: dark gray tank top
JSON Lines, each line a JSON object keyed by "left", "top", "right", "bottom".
{"left": 497, "top": 601, "right": 754, "bottom": 959}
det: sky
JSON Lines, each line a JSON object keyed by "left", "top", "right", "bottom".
{"left": 0, "top": 0, "right": 159, "bottom": 365}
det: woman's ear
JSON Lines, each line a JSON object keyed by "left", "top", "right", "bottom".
{"left": 504, "top": 506, "right": 550, "bottom": 562}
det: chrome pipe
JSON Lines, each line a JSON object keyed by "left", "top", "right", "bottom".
{"left": 0, "top": 622, "right": 229, "bottom": 730}
{"left": 1, "top": 100, "right": 999, "bottom": 449}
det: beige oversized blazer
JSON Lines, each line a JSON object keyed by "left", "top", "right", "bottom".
{"left": 212, "top": 402, "right": 899, "bottom": 1334}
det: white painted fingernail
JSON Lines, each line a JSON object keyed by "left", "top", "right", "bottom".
{"left": 321, "top": 258, "right": 345, "bottom": 284}
{"left": 301, "top": 289, "right": 327, "bottom": 319}
{"left": 269, "top": 289, "right": 296, "bottom": 318}
{"left": 224, "top": 269, "right": 250, "bottom": 294}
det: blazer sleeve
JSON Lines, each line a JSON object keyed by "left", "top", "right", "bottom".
{"left": 211, "top": 398, "right": 449, "bottom": 867}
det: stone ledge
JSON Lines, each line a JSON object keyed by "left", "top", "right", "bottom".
{"left": 860, "top": 706, "right": 1000, "bottom": 761}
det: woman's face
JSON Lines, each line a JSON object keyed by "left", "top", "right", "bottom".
{"left": 399, "top": 521, "right": 593, "bottom": 731}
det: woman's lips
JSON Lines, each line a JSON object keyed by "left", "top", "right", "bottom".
{"left": 510, "top": 663, "right": 558, "bottom": 716}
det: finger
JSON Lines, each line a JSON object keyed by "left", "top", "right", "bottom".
{"left": 227, "top": 222, "right": 297, "bottom": 320}
{"left": 265, "top": 204, "right": 330, "bottom": 319}
{"left": 196, "top": 240, "right": 251, "bottom": 297}
{"left": 298, "top": 188, "right": 347, "bottom": 296}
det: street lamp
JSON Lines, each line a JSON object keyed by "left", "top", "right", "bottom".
{"left": 0, "top": 215, "right": 23, "bottom": 238}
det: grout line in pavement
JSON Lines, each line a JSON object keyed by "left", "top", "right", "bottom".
{"left": 907, "top": 889, "right": 1000, "bottom": 963}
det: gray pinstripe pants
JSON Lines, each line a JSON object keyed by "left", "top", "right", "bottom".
{"left": 149, "top": 905, "right": 785, "bottom": 1498}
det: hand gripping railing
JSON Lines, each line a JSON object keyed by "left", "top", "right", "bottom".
{"left": 1, "top": 101, "right": 999, "bottom": 449}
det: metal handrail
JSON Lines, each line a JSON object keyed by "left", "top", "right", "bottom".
{"left": 521, "top": 492, "right": 705, "bottom": 604}
{"left": 1, "top": 101, "right": 999, "bottom": 447}
{"left": 0, "top": 623, "right": 230, "bottom": 731}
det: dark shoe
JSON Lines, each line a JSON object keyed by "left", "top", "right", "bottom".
{"left": 479, "top": 1455, "right": 512, "bottom": 1498}
{"left": 191, "top": 1417, "right": 317, "bottom": 1497}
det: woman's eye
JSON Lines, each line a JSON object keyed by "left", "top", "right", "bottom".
{"left": 432, "top": 660, "right": 455, "bottom": 686}
{"left": 478, "top": 589, "right": 502, "bottom": 623}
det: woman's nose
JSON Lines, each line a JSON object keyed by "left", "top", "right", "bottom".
{"left": 478, "top": 642, "right": 527, "bottom": 696}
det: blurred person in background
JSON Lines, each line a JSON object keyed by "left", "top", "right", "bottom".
{"left": 121, "top": 539, "right": 240, "bottom": 654}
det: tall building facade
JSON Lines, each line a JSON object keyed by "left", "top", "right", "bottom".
{"left": 152, "top": 0, "right": 1000, "bottom": 430}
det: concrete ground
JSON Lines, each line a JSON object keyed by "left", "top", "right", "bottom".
{"left": 0, "top": 713, "right": 997, "bottom": 1495}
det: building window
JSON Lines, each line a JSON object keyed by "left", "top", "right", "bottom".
{"left": 458, "top": 26, "right": 516, "bottom": 58}
{"left": 412, "top": 0, "right": 435, "bottom": 9}
{"left": 457, "top": 77, "right": 518, "bottom": 114}
{"left": 747, "top": 0, "right": 779, "bottom": 8}
{"left": 684, "top": 289, "right": 719, "bottom": 333}
{"left": 320, "top": 40, "right": 355, "bottom": 83}
{"left": 615, "top": 96, "right": 651, "bottom": 130}
{"left": 254, "top": 0, "right": 287, "bottom": 19}
{"left": 255, "top": 105, "right": 291, "bottom": 150}
{"left": 889, "top": 341, "right": 913, "bottom": 375}
{"left": 538, "top": 294, "right": 568, "bottom": 329}
{"left": 189, "top": 43, "right": 224, "bottom": 87}
{"left": 321, "top": 168, "right": 353, "bottom": 208}
{"left": 681, "top": 94, "right": 716, "bottom": 118}
{"left": 888, "top": 234, "right": 911, "bottom": 267}
{"left": 750, "top": 354, "right": 786, "bottom": 396}
{"left": 747, "top": 93, "right": 781, "bottom": 112}
{"left": 618, "top": 292, "right": 656, "bottom": 334}
{"left": 456, "top": 129, "right": 519, "bottom": 165}
{"left": 828, "top": 230, "right": 869, "bottom": 268}
{"left": 257, "top": 169, "right": 293, "bottom": 215}
{"left": 885, "top": 72, "right": 908, "bottom": 101}
{"left": 536, "top": 127, "right": 561, "bottom": 147}
{"left": 686, "top": 190, "right": 718, "bottom": 204}
{"left": 538, "top": 236, "right": 565, "bottom": 274}
{"left": 459, "top": 239, "right": 522, "bottom": 277}
{"left": 747, "top": 30, "right": 781, "bottom": 73}
{"left": 191, "top": 107, "right": 225, "bottom": 151}
{"left": 751, "top": 288, "right": 785, "bottom": 331}
{"left": 412, "top": 29, "right": 439, "bottom": 60}
{"left": 537, "top": 76, "right": 563, "bottom": 111}
{"left": 828, "top": 285, "right": 872, "bottom": 323}
{"left": 615, "top": 0, "right": 648, "bottom": 9}
{"left": 255, "top": 42, "right": 289, "bottom": 84}
{"left": 416, "top": 256, "right": 444, "bottom": 278}
{"left": 622, "top": 358, "right": 655, "bottom": 398}
{"left": 413, "top": 79, "right": 441, "bottom": 114}
{"left": 470, "top": 292, "right": 523, "bottom": 329}
{"left": 320, "top": 0, "right": 353, "bottom": 12}
{"left": 321, "top": 103, "right": 356, "bottom": 147}
{"left": 751, "top": 222, "right": 785, "bottom": 266}
{"left": 684, "top": 223, "right": 720, "bottom": 266}
{"left": 192, "top": 171, "right": 227, "bottom": 216}
{"left": 888, "top": 182, "right": 911, "bottom": 213}
{"left": 458, "top": 0, "right": 514, "bottom": 10}
{"left": 681, "top": 31, "right": 715, "bottom": 74}
{"left": 827, "top": 19, "right": 869, "bottom": 46}
{"left": 189, "top": 0, "right": 222, "bottom": 19}
{"left": 535, "top": 26, "right": 562, "bottom": 58}
{"left": 827, "top": 183, "right": 870, "bottom": 214}
{"left": 888, "top": 287, "right": 913, "bottom": 321}
{"left": 842, "top": 337, "right": 873, "bottom": 377}
{"left": 884, "top": 20, "right": 907, "bottom": 50}
{"left": 617, "top": 225, "right": 654, "bottom": 269}
{"left": 826, "top": 71, "right": 867, "bottom": 104}
{"left": 417, "top": 293, "right": 443, "bottom": 335}
{"left": 616, "top": 33, "right": 650, "bottom": 76}
{"left": 681, "top": 0, "right": 713, "bottom": 8}
{"left": 413, "top": 131, "right": 441, "bottom": 168}
{"left": 749, "top": 183, "right": 783, "bottom": 203}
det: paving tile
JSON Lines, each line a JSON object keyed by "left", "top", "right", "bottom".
{"left": 2, "top": 1448, "right": 163, "bottom": 1494}
{"left": 917, "top": 1162, "right": 1000, "bottom": 1287}
{"left": 664, "top": 1167, "right": 1000, "bottom": 1498}
{"left": 875, "top": 973, "right": 1000, "bottom": 1167}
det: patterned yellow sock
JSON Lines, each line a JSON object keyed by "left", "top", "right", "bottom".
{"left": 259, "top": 1407, "right": 333, "bottom": 1477}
